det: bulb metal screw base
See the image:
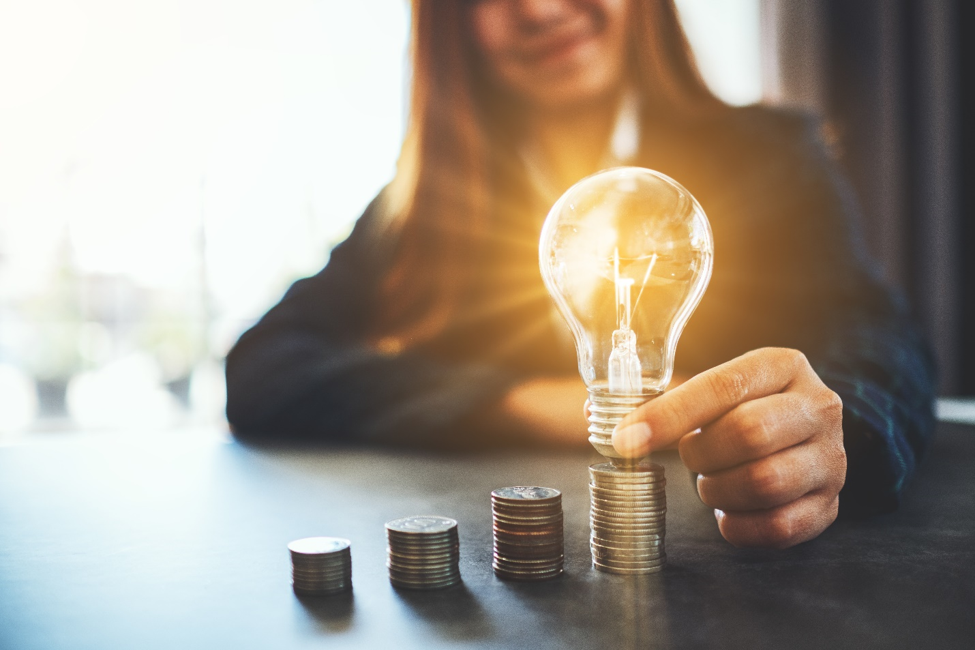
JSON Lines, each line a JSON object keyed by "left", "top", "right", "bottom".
{"left": 586, "top": 390, "right": 659, "bottom": 460}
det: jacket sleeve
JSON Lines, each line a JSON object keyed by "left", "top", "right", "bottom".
{"left": 224, "top": 195, "right": 519, "bottom": 446}
{"left": 747, "top": 111, "right": 937, "bottom": 516}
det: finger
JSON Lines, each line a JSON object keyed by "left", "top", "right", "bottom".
{"left": 613, "top": 348, "right": 813, "bottom": 457}
{"left": 695, "top": 443, "right": 829, "bottom": 511}
{"left": 715, "top": 491, "right": 839, "bottom": 549}
{"left": 679, "top": 393, "right": 820, "bottom": 474}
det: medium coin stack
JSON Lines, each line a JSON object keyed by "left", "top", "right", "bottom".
{"left": 589, "top": 461, "right": 666, "bottom": 574}
{"left": 492, "top": 486, "right": 564, "bottom": 581}
{"left": 288, "top": 537, "right": 353, "bottom": 595}
{"left": 385, "top": 515, "right": 462, "bottom": 590}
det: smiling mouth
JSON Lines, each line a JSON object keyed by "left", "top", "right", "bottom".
{"left": 521, "top": 28, "right": 597, "bottom": 69}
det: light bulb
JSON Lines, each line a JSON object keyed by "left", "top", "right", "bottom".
{"left": 539, "top": 167, "right": 713, "bottom": 459}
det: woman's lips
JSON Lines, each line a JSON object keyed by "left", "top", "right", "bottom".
{"left": 520, "top": 30, "right": 596, "bottom": 70}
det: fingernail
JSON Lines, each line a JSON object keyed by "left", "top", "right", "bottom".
{"left": 613, "top": 421, "right": 652, "bottom": 456}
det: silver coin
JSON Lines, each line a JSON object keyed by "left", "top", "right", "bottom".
{"left": 293, "top": 585, "right": 352, "bottom": 595}
{"left": 291, "top": 558, "right": 353, "bottom": 568}
{"left": 591, "top": 531, "right": 666, "bottom": 544}
{"left": 385, "top": 516, "right": 458, "bottom": 535}
{"left": 590, "top": 512, "right": 666, "bottom": 524}
{"left": 291, "top": 562, "right": 352, "bottom": 572}
{"left": 591, "top": 547, "right": 665, "bottom": 561}
{"left": 590, "top": 461, "right": 664, "bottom": 475}
{"left": 493, "top": 561, "right": 564, "bottom": 572}
{"left": 494, "top": 542, "right": 563, "bottom": 554}
{"left": 491, "top": 486, "right": 562, "bottom": 502}
{"left": 387, "top": 540, "right": 459, "bottom": 550}
{"left": 493, "top": 565, "right": 564, "bottom": 576}
{"left": 492, "top": 498, "right": 563, "bottom": 509}
{"left": 293, "top": 579, "right": 352, "bottom": 589}
{"left": 591, "top": 551, "right": 666, "bottom": 565}
{"left": 387, "top": 566, "right": 460, "bottom": 582}
{"left": 493, "top": 557, "right": 563, "bottom": 565}
{"left": 590, "top": 500, "right": 666, "bottom": 513}
{"left": 387, "top": 560, "right": 459, "bottom": 573}
{"left": 291, "top": 551, "right": 352, "bottom": 561}
{"left": 591, "top": 484, "right": 665, "bottom": 494}
{"left": 593, "top": 562, "right": 666, "bottom": 576}
{"left": 590, "top": 514, "right": 667, "bottom": 526}
{"left": 493, "top": 567, "right": 564, "bottom": 579}
{"left": 590, "top": 528, "right": 665, "bottom": 540}
{"left": 590, "top": 472, "right": 666, "bottom": 483}
{"left": 590, "top": 507, "right": 667, "bottom": 518}
{"left": 493, "top": 516, "right": 564, "bottom": 528}
{"left": 288, "top": 537, "right": 351, "bottom": 555}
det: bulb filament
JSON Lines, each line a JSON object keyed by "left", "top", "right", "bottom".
{"left": 609, "top": 248, "right": 642, "bottom": 394}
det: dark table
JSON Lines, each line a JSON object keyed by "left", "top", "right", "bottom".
{"left": 1, "top": 423, "right": 973, "bottom": 650}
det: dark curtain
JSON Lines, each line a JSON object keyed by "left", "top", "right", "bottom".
{"left": 769, "top": 0, "right": 974, "bottom": 395}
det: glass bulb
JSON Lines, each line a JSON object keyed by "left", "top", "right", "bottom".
{"left": 539, "top": 167, "right": 713, "bottom": 459}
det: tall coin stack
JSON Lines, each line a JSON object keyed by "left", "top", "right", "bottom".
{"left": 589, "top": 461, "right": 666, "bottom": 574}
{"left": 288, "top": 537, "right": 353, "bottom": 595}
{"left": 385, "top": 515, "right": 462, "bottom": 590}
{"left": 491, "top": 486, "right": 564, "bottom": 581}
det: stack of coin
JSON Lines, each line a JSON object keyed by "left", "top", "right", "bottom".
{"left": 491, "top": 486, "right": 564, "bottom": 581}
{"left": 385, "top": 515, "right": 461, "bottom": 590}
{"left": 589, "top": 461, "right": 666, "bottom": 574}
{"left": 288, "top": 537, "right": 353, "bottom": 595}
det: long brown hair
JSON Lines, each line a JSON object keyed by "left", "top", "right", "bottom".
{"left": 373, "top": 0, "right": 724, "bottom": 352}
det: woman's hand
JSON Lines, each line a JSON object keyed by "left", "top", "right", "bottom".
{"left": 613, "top": 348, "right": 846, "bottom": 549}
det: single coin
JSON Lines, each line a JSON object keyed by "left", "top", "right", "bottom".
{"left": 389, "top": 580, "right": 461, "bottom": 591}
{"left": 590, "top": 515, "right": 667, "bottom": 528}
{"left": 491, "top": 503, "right": 562, "bottom": 517}
{"left": 493, "top": 556, "right": 563, "bottom": 565}
{"left": 493, "top": 524, "right": 563, "bottom": 536}
{"left": 494, "top": 567, "right": 563, "bottom": 582}
{"left": 494, "top": 565, "right": 563, "bottom": 576}
{"left": 288, "top": 537, "right": 351, "bottom": 555}
{"left": 386, "top": 536, "right": 458, "bottom": 546}
{"left": 293, "top": 585, "right": 352, "bottom": 595}
{"left": 590, "top": 527, "right": 665, "bottom": 539}
{"left": 590, "top": 485, "right": 667, "bottom": 498}
{"left": 590, "top": 461, "right": 664, "bottom": 475}
{"left": 387, "top": 563, "right": 461, "bottom": 575}
{"left": 593, "top": 562, "right": 666, "bottom": 576}
{"left": 590, "top": 507, "right": 667, "bottom": 519}
{"left": 291, "top": 561, "right": 352, "bottom": 572}
{"left": 492, "top": 486, "right": 562, "bottom": 503}
{"left": 292, "top": 566, "right": 353, "bottom": 578}
{"left": 591, "top": 551, "right": 666, "bottom": 566}
{"left": 590, "top": 500, "right": 666, "bottom": 513}
{"left": 387, "top": 557, "right": 459, "bottom": 569}
{"left": 493, "top": 552, "right": 565, "bottom": 565}
{"left": 492, "top": 514, "right": 564, "bottom": 527}
{"left": 494, "top": 541, "right": 563, "bottom": 554}
{"left": 590, "top": 529, "right": 665, "bottom": 541}
{"left": 591, "top": 547, "right": 665, "bottom": 561}
{"left": 385, "top": 516, "right": 457, "bottom": 535}
{"left": 590, "top": 470, "right": 666, "bottom": 481}
{"left": 590, "top": 512, "right": 666, "bottom": 524}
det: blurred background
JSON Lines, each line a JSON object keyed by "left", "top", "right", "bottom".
{"left": 0, "top": 0, "right": 971, "bottom": 439}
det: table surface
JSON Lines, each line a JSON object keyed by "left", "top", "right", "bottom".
{"left": 1, "top": 423, "right": 973, "bottom": 650}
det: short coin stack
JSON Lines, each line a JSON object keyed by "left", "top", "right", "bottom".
{"left": 589, "top": 461, "right": 666, "bottom": 574}
{"left": 492, "top": 486, "right": 564, "bottom": 581}
{"left": 288, "top": 537, "right": 353, "bottom": 595}
{"left": 385, "top": 515, "right": 462, "bottom": 590}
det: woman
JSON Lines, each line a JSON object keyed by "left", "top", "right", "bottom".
{"left": 225, "top": 0, "right": 935, "bottom": 548}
